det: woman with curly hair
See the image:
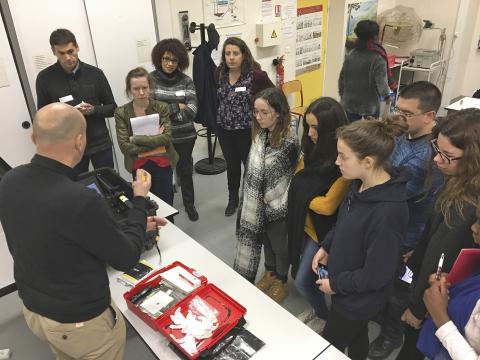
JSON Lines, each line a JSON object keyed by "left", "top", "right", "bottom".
{"left": 215, "top": 37, "right": 274, "bottom": 216}
{"left": 396, "top": 108, "right": 480, "bottom": 360}
{"left": 150, "top": 38, "right": 199, "bottom": 221}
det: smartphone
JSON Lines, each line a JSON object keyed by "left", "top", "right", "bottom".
{"left": 317, "top": 264, "right": 329, "bottom": 279}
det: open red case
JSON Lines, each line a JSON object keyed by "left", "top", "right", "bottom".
{"left": 123, "top": 261, "right": 246, "bottom": 359}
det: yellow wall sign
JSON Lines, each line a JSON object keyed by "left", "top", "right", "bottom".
{"left": 271, "top": 30, "right": 277, "bottom": 38}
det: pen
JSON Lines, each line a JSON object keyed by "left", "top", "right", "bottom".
{"left": 435, "top": 253, "right": 445, "bottom": 280}
{"left": 178, "top": 273, "right": 196, "bottom": 287}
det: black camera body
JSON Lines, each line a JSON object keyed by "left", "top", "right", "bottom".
{"left": 76, "top": 168, "right": 159, "bottom": 251}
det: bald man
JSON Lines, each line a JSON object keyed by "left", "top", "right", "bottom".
{"left": 0, "top": 103, "right": 164, "bottom": 360}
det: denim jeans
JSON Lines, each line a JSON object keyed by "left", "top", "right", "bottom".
{"left": 293, "top": 235, "right": 328, "bottom": 319}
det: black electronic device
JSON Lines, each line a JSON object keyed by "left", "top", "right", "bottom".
{"left": 76, "top": 167, "right": 159, "bottom": 251}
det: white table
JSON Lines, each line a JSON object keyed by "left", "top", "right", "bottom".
{"left": 147, "top": 192, "right": 178, "bottom": 218}
{"left": 109, "top": 221, "right": 330, "bottom": 359}
{"left": 314, "top": 344, "right": 350, "bottom": 359}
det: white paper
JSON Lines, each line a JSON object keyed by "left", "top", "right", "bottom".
{"left": 33, "top": 54, "right": 55, "bottom": 74}
{"left": 0, "top": 58, "right": 9, "bottom": 88}
{"left": 59, "top": 95, "right": 74, "bottom": 103}
{"left": 203, "top": 0, "right": 245, "bottom": 28}
{"left": 283, "top": 0, "right": 296, "bottom": 18}
{"left": 161, "top": 266, "right": 201, "bottom": 293}
{"left": 282, "top": 19, "right": 295, "bottom": 39}
{"left": 262, "top": 0, "right": 273, "bottom": 18}
{"left": 130, "top": 114, "right": 160, "bottom": 136}
{"left": 136, "top": 39, "right": 151, "bottom": 64}
{"left": 445, "top": 97, "right": 480, "bottom": 111}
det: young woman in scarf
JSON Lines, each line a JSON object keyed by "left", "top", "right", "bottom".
{"left": 233, "top": 87, "right": 299, "bottom": 303}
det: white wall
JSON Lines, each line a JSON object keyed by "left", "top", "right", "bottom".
{"left": 155, "top": 0, "right": 296, "bottom": 84}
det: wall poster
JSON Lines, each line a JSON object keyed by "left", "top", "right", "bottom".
{"left": 295, "top": 5, "right": 322, "bottom": 76}
{"left": 203, "top": 0, "right": 245, "bottom": 28}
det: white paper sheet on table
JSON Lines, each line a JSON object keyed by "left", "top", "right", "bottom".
{"left": 445, "top": 97, "right": 480, "bottom": 111}
{"left": 130, "top": 113, "right": 160, "bottom": 135}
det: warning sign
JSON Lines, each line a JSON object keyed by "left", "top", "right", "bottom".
{"left": 271, "top": 30, "right": 277, "bottom": 38}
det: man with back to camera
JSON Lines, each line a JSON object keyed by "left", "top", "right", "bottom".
{"left": 0, "top": 103, "right": 166, "bottom": 360}
{"left": 368, "top": 81, "right": 445, "bottom": 359}
{"left": 36, "top": 28, "right": 116, "bottom": 174}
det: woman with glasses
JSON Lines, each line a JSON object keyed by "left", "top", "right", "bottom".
{"left": 234, "top": 87, "right": 299, "bottom": 302}
{"left": 396, "top": 108, "right": 480, "bottom": 360}
{"left": 215, "top": 37, "right": 274, "bottom": 217}
{"left": 150, "top": 38, "right": 199, "bottom": 221}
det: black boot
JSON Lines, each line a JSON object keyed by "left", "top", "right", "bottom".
{"left": 185, "top": 204, "right": 199, "bottom": 221}
{"left": 368, "top": 335, "right": 403, "bottom": 359}
{"left": 224, "top": 198, "right": 238, "bottom": 217}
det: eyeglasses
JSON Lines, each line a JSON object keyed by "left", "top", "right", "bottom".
{"left": 252, "top": 109, "right": 272, "bottom": 119}
{"left": 393, "top": 106, "right": 426, "bottom": 118}
{"left": 431, "top": 139, "right": 462, "bottom": 164}
{"left": 161, "top": 56, "right": 179, "bottom": 64}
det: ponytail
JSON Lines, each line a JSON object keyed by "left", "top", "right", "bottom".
{"left": 336, "top": 118, "right": 398, "bottom": 169}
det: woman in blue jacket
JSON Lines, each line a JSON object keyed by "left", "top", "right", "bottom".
{"left": 312, "top": 118, "right": 409, "bottom": 360}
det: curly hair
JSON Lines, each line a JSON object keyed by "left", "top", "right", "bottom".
{"left": 432, "top": 108, "right": 480, "bottom": 226}
{"left": 151, "top": 38, "right": 189, "bottom": 72}
{"left": 302, "top": 97, "right": 347, "bottom": 172}
{"left": 251, "top": 88, "right": 291, "bottom": 148}
{"left": 218, "top": 37, "right": 260, "bottom": 81}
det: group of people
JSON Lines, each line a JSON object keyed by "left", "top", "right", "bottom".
{"left": 1, "top": 21, "right": 480, "bottom": 360}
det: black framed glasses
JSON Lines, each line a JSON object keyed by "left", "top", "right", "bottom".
{"left": 431, "top": 139, "right": 462, "bottom": 164}
{"left": 161, "top": 56, "right": 178, "bottom": 64}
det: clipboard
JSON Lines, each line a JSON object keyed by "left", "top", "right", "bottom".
{"left": 447, "top": 248, "right": 480, "bottom": 285}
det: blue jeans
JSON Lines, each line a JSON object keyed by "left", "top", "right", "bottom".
{"left": 293, "top": 235, "right": 328, "bottom": 319}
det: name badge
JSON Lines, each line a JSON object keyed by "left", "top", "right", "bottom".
{"left": 235, "top": 87, "right": 246, "bottom": 92}
{"left": 59, "top": 95, "right": 74, "bottom": 103}
{"left": 175, "top": 90, "right": 185, "bottom": 97}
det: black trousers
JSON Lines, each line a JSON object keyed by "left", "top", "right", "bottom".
{"left": 395, "top": 325, "right": 424, "bottom": 360}
{"left": 216, "top": 127, "right": 251, "bottom": 202}
{"left": 174, "top": 140, "right": 196, "bottom": 207}
{"left": 377, "top": 252, "right": 412, "bottom": 342}
{"left": 74, "top": 147, "right": 114, "bottom": 175}
{"left": 322, "top": 307, "right": 370, "bottom": 360}
{"left": 132, "top": 160, "right": 174, "bottom": 223}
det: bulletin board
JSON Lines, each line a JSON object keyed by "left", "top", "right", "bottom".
{"left": 295, "top": 0, "right": 328, "bottom": 106}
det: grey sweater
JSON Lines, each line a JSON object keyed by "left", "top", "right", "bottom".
{"left": 339, "top": 48, "right": 390, "bottom": 117}
{"left": 150, "top": 70, "right": 197, "bottom": 144}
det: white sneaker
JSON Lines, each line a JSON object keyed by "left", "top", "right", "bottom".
{"left": 306, "top": 317, "right": 326, "bottom": 333}
{"left": 297, "top": 307, "right": 316, "bottom": 323}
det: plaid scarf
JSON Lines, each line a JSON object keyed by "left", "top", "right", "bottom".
{"left": 233, "top": 129, "right": 299, "bottom": 281}
{"left": 366, "top": 40, "right": 397, "bottom": 91}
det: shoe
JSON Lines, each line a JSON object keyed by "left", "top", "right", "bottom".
{"left": 255, "top": 271, "right": 276, "bottom": 292}
{"left": 224, "top": 199, "right": 238, "bottom": 217}
{"left": 266, "top": 279, "right": 289, "bottom": 303}
{"left": 368, "top": 335, "right": 403, "bottom": 359}
{"left": 306, "top": 317, "right": 326, "bottom": 333}
{"left": 297, "top": 307, "right": 317, "bottom": 323}
{"left": 185, "top": 205, "right": 199, "bottom": 221}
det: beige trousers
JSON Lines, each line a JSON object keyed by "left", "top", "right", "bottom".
{"left": 23, "top": 303, "right": 126, "bottom": 360}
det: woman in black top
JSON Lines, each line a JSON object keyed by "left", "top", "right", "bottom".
{"left": 215, "top": 37, "right": 274, "bottom": 216}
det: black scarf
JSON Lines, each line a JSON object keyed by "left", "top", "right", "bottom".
{"left": 288, "top": 164, "right": 341, "bottom": 278}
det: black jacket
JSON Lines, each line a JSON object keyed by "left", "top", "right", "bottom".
{"left": 36, "top": 61, "right": 116, "bottom": 155}
{"left": 322, "top": 171, "right": 409, "bottom": 321}
{"left": 192, "top": 43, "right": 218, "bottom": 129}
{"left": 0, "top": 155, "right": 148, "bottom": 323}
{"left": 407, "top": 198, "right": 477, "bottom": 319}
